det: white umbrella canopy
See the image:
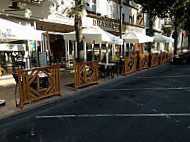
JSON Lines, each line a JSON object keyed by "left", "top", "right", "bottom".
{"left": 122, "top": 31, "right": 153, "bottom": 43}
{"left": 145, "top": 35, "right": 154, "bottom": 43}
{"left": 154, "top": 34, "right": 173, "bottom": 43}
{"left": 0, "top": 18, "right": 43, "bottom": 42}
{"left": 64, "top": 26, "right": 123, "bottom": 45}
{"left": 169, "top": 37, "right": 174, "bottom": 42}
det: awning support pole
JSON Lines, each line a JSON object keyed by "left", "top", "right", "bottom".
{"left": 106, "top": 43, "right": 109, "bottom": 64}
{"left": 84, "top": 42, "right": 87, "bottom": 61}
{"left": 92, "top": 44, "right": 94, "bottom": 60}
{"left": 99, "top": 44, "right": 102, "bottom": 63}
{"left": 75, "top": 42, "right": 78, "bottom": 59}
{"left": 124, "top": 42, "right": 126, "bottom": 57}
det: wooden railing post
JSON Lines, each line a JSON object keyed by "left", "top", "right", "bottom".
{"left": 17, "top": 64, "right": 62, "bottom": 109}
{"left": 74, "top": 60, "right": 99, "bottom": 91}
{"left": 151, "top": 53, "right": 159, "bottom": 67}
{"left": 124, "top": 55, "right": 137, "bottom": 75}
{"left": 139, "top": 54, "right": 149, "bottom": 70}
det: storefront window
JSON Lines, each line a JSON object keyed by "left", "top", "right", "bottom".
{"left": 29, "top": 40, "right": 39, "bottom": 68}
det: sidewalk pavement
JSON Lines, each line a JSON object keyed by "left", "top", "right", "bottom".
{"left": 0, "top": 71, "right": 124, "bottom": 120}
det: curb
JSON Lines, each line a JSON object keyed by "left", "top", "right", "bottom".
{"left": 0, "top": 63, "right": 170, "bottom": 125}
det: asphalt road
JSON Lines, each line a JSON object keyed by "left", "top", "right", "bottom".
{"left": 1, "top": 63, "right": 190, "bottom": 142}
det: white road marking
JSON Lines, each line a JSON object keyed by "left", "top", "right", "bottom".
{"left": 140, "top": 75, "right": 190, "bottom": 79}
{"left": 36, "top": 113, "right": 190, "bottom": 119}
{"left": 104, "top": 87, "right": 190, "bottom": 91}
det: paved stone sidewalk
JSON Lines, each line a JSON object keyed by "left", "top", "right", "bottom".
{"left": 0, "top": 71, "right": 124, "bottom": 119}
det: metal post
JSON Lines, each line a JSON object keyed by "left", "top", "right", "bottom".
{"left": 35, "top": 40, "right": 39, "bottom": 67}
{"left": 129, "top": 43, "right": 131, "bottom": 56}
{"left": 65, "top": 40, "right": 69, "bottom": 68}
{"left": 92, "top": 44, "right": 94, "bottom": 60}
{"left": 106, "top": 43, "right": 109, "bottom": 64}
{"left": 84, "top": 42, "right": 87, "bottom": 61}
{"left": 124, "top": 42, "right": 126, "bottom": 57}
{"left": 119, "top": 0, "right": 123, "bottom": 57}
{"left": 67, "top": 40, "right": 70, "bottom": 67}
{"left": 113, "top": 44, "right": 116, "bottom": 56}
{"left": 99, "top": 44, "right": 102, "bottom": 62}
{"left": 181, "top": 30, "right": 184, "bottom": 53}
{"left": 26, "top": 40, "right": 30, "bottom": 69}
{"left": 75, "top": 41, "right": 78, "bottom": 59}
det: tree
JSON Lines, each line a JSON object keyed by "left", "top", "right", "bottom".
{"left": 134, "top": 0, "right": 190, "bottom": 55}
{"left": 133, "top": 0, "right": 174, "bottom": 52}
{"left": 165, "top": 0, "right": 189, "bottom": 55}
{"left": 182, "top": 1, "right": 190, "bottom": 50}
{"left": 69, "top": 0, "right": 86, "bottom": 62}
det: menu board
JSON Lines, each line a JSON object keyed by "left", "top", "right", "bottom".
{"left": 39, "top": 52, "right": 47, "bottom": 67}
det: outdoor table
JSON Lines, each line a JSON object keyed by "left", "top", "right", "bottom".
{"left": 32, "top": 71, "right": 49, "bottom": 89}
{"left": 17, "top": 70, "right": 49, "bottom": 89}
{"left": 98, "top": 62, "right": 117, "bottom": 78}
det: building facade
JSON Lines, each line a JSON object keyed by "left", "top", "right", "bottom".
{"left": 0, "top": 0, "right": 169, "bottom": 75}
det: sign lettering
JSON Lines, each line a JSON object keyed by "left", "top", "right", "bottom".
{"left": 2, "top": 29, "right": 16, "bottom": 38}
{"left": 93, "top": 19, "right": 119, "bottom": 31}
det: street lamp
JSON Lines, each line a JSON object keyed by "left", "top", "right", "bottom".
{"left": 119, "top": 0, "right": 123, "bottom": 57}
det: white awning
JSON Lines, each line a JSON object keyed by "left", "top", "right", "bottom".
{"left": 146, "top": 36, "right": 154, "bottom": 43}
{"left": 154, "top": 34, "right": 174, "bottom": 43}
{"left": 0, "top": 18, "right": 43, "bottom": 42}
{"left": 122, "top": 31, "right": 153, "bottom": 43}
{"left": 64, "top": 26, "right": 123, "bottom": 45}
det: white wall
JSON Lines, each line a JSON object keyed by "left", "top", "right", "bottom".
{"left": 96, "top": 0, "right": 108, "bottom": 16}
{"left": 122, "top": 5, "right": 137, "bottom": 24}
{"left": 153, "top": 17, "right": 164, "bottom": 32}
{"left": 0, "top": 0, "right": 143, "bottom": 30}
{"left": 0, "top": 0, "right": 74, "bottom": 23}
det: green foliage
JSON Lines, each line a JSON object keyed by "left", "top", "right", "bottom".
{"left": 183, "top": 1, "right": 190, "bottom": 33}
{"left": 133, "top": 0, "right": 173, "bottom": 19}
{"left": 110, "top": 55, "right": 119, "bottom": 63}
{"left": 133, "top": 0, "right": 189, "bottom": 23}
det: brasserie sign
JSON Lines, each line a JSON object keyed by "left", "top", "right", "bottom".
{"left": 93, "top": 19, "right": 119, "bottom": 31}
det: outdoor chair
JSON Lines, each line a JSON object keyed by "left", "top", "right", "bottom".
{"left": 110, "top": 64, "right": 119, "bottom": 78}
{"left": 98, "top": 65, "right": 107, "bottom": 79}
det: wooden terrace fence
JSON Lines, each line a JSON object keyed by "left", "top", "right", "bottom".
{"left": 139, "top": 54, "right": 149, "bottom": 70}
{"left": 124, "top": 55, "right": 137, "bottom": 75}
{"left": 160, "top": 52, "right": 167, "bottom": 64}
{"left": 167, "top": 51, "right": 173, "bottom": 62}
{"left": 18, "top": 63, "right": 61, "bottom": 109}
{"left": 151, "top": 53, "right": 159, "bottom": 67}
{"left": 74, "top": 60, "right": 99, "bottom": 91}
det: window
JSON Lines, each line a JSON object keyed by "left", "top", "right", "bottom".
{"left": 129, "top": 14, "right": 135, "bottom": 24}
{"left": 122, "top": 14, "right": 125, "bottom": 22}
{"left": 86, "top": 0, "right": 96, "bottom": 13}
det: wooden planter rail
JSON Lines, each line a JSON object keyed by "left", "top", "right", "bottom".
{"left": 167, "top": 51, "right": 173, "bottom": 62}
{"left": 160, "top": 52, "right": 167, "bottom": 64}
{"left": 124, "top": 55, "right": 137, "bottom": 75}
{"left": 74, "top": 60, "right": 99, "bottom": 91}
{"left": 151, "top": 53, "right": 159, "bottom": 67}
{"left": 18, "top": 63, "right": 61, "bottom": 109}
{"left": 139, "top": 54, "right": 149, "bottom": 70}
